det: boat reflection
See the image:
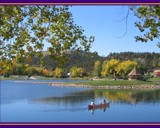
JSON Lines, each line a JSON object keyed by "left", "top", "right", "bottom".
{"left": 90, "top": 107, "right": 107, "bottom": 114}
{"left": 88, "top": 102, "right": 110, "bottom": 114}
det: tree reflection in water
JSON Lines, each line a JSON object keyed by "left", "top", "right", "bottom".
{"left": 33, "top": 89, "right": 160, "bottom": 106}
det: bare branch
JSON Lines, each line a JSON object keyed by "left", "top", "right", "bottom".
{"left": 114, "top": 6, "right": 130, "bottom": 38}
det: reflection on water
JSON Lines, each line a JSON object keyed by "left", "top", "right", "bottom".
{"left": 33, "top": 89, "right": 160, "bottom": 105}
{"left": 100, "top": 89, "right": 160, "bottom": 104}
{"left": 32, "top": 88, "right": 160, "bottom": 116}
{"left": 90, "top": 107, "right": 107, "bottom": 114}
{"left": 33, "top": 90, "right": 94, "bottom": 105}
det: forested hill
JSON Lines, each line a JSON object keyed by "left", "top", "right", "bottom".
{"left": 28, "top": 51, "right": 160, "bottom": 72}
{"left": 27, "top": 50, "right": 103, "bottom": 72}
{"left": 105, "top": 52, "right": 160, "bottom": 70}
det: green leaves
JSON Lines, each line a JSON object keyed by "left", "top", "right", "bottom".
{"left": 131, "top": 6, "right": 160, "bottom": 47}
{"left": 94, "top": 60, "right": 102, "bottom": 77}
{"left": 0, "top": 6, "right": 94, "bottom": 68}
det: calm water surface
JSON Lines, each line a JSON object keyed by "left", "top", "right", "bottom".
{"left": 1, "top": 80, "right": 160, "bottom": 122}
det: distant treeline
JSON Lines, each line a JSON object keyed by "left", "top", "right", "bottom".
{"left": 106, "top": 52, "right": 160, "bottom": 71}
{"left": 1, "top": 51, "right": 159, "bottom": 78}
{"left": 25, "top": 50, "right": 102, "bottom": 73}
{"left": 27, "top": 51, "right": 160, "bottom": 73}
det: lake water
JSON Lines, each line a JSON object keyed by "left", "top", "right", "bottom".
{"left": 1, "top": 80, "right": 160, "bottom": 123}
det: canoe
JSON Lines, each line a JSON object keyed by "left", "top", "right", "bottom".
{"left": 88, "top": 103, "right": 110, "bottom": 110}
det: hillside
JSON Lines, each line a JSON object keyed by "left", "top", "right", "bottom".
{"left": 106, "top": 52, "right": 160, "bottom": 70}
{"left": 26, "top": 51, "right": 160, "bottom": 73}
{"left": 26, "top": 50, "right": 103, "bottom": 73}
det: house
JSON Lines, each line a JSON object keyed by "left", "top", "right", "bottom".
{"left": 128, "top": 67, "right": 142, "bottom": 80}
{"left": 153, "top": 70, "right": 160, "bottom": 77}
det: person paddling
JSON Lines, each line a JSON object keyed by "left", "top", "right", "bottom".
{"left": 90, "top": 101, "right": 95, "bottom": 106}
{"left": 103, "top": 99, "right": 106, "bottom": 104}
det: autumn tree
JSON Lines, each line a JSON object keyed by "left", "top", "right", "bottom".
{"left": 116, "top": 60, "right": 137, "bottom": 77}
{"left": 0, "top": 60, "right": 14, "bottom": 77}
{"left": 25, "top": 66, "right": 39, "bottom": 77}
{"left": 93, "top": 60, "right": 102, "bottom": 77}
{"left": 42, "top": 68, "right": 49, "bottom": 77}
{"left": 71, "top": 67, "right": 84, "bottom": 77}
{"left": 131, "top": 6, "right": 160, "bottom": 48}
{"left": 54, "top": 67, "right": 63, "bottom": 78}
{"left": 101, "top": 60, "right": 108, "bottom": 77}
{"left": 101, "top": 59, "right": 120, "bottom": 77}
{"left": 0, "top": 61, "right": 4, "bottom": 76}
{"left": 0, "top": 6, "right": 94, "bottom": 70}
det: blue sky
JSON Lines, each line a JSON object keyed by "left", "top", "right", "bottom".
{"left": 68, "top": 6, "right": 160, "bottom": 56}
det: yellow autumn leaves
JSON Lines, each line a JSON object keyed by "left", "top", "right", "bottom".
{"left": 70, "top": 67, "right": 84, "bottom": 77}
{"left": 95, "top": 59, "right": 137, "bottom": 78}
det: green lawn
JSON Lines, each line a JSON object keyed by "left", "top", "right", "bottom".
{"left": 0, "top": 75, "right": 57, "bottom": 80}
{"left": 69, "top": 79, "right": 160, "bottom": 86}
{"left": 0, "top": 75, "right": 23, "bottom": 80}
{"left": 1, "top": 75, "right": 160, "bottom": 86}
{"left": 148, "top": 77, "right": 160, "bottom": 81}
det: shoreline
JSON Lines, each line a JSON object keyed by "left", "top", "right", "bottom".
{"left": 49, "top": 83, "right": 160, "bottom": 90}
{"left": 14, "top": 81, "right": 160, "bottom": 90}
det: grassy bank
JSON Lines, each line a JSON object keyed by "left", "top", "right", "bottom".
{"left": 0, "top": 75, "right": 24, "bottom": 80}
{"left": 1, "top": 75, "right": 160, "bottom": 87}
{"left": 67, "top": 78, "right": 160, "bottom": 86}
{"left": 48, "top": 78, "right": 160, "bottom": 90}
{"left": 0, "top": 75, "right": 57, "bottom": 80}
{"left": 0, "top": 75, "right": 89, "bottom": 80}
